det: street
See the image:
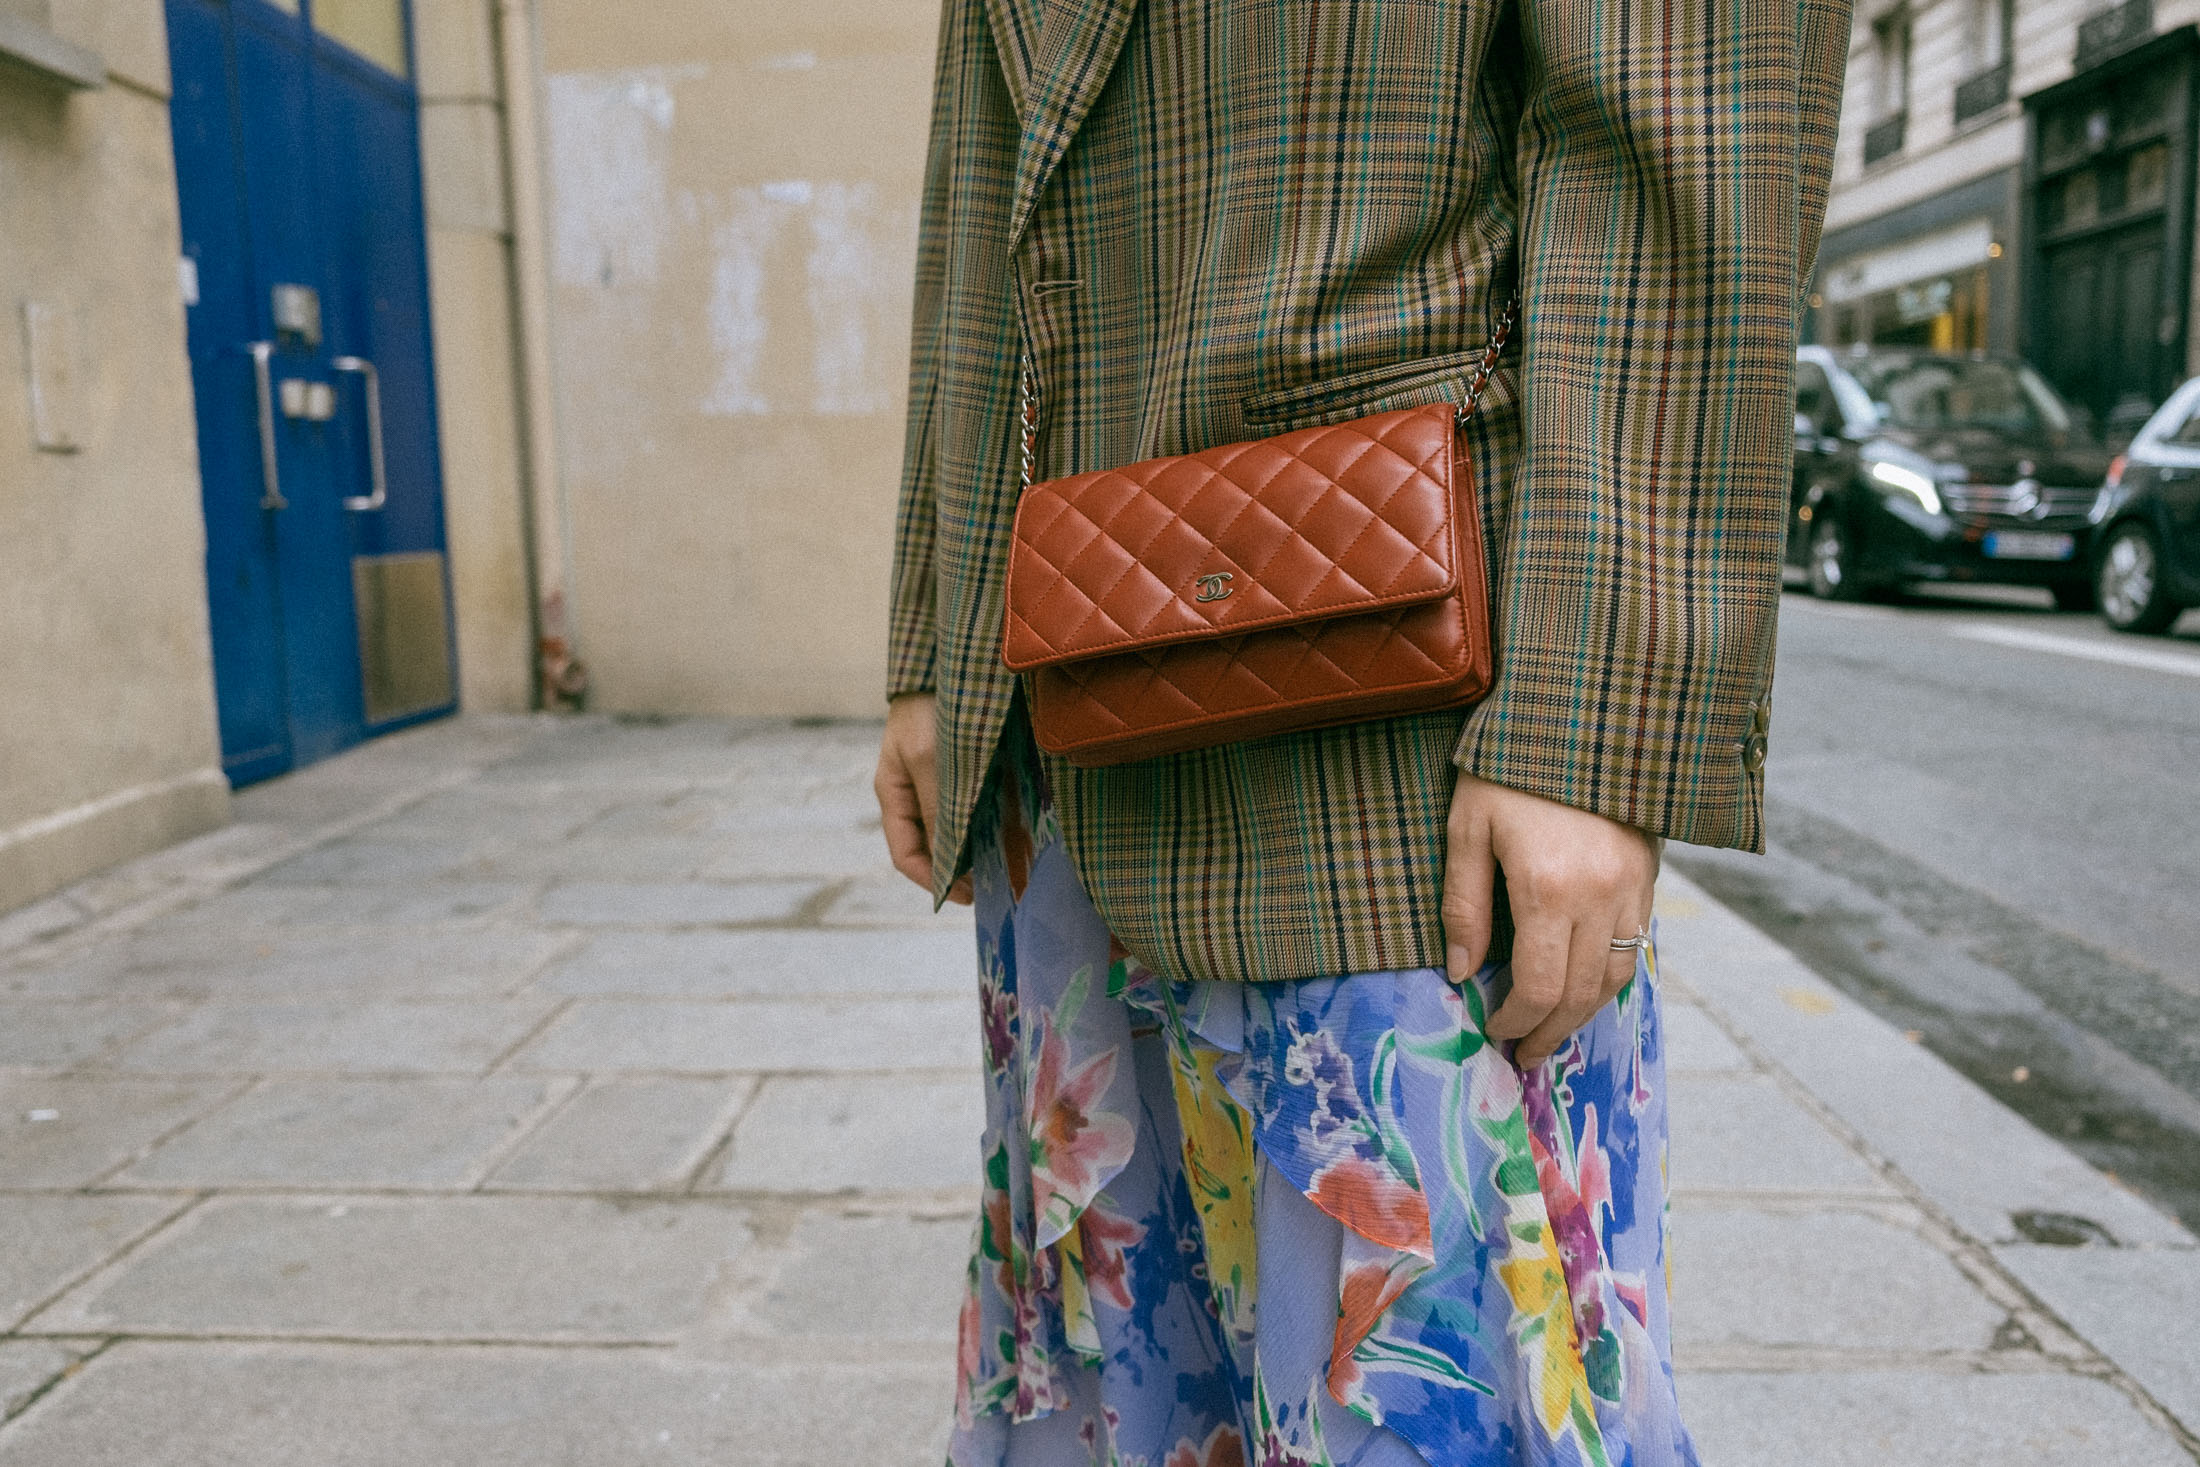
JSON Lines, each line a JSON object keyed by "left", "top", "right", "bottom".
{"left": 1674, "top": 588, "right": 2200, "bottom": 1228}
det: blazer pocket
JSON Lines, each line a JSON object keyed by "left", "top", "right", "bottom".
{"left": 1241, "top": 347, "right": 1497, "bottom": 430}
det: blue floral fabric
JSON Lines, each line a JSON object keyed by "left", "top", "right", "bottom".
{"left": 950, "top": 737, "right": 1697, "bottom": 1467}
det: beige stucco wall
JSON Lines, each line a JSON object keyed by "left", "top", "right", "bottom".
{"left": 414, "top": 0, "right": 535, "bottom": 714}
{"left": 533, "top": 2, "right": 933, "bottom": 716}
{"left": 0, "top": 0, "right": 229, "bottom": 914}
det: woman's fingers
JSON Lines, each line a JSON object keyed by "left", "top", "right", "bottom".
{"left": 1440, "top": 781, "right": 1498, "bottom": 982}
{"left": 876, "top": 694, "right": 973, "bottom": 904}
{"left": 875, "top": 749, "right": 933, "bottom": 891}
{"left": 875, "top": 695, "right": 940, "bottom": 894}
{"left": 1484, "top": 903, "right": 1569, "bottom": 1043}
{"left": 1513, "top": 910, "right": 1627, "bottom": 1067}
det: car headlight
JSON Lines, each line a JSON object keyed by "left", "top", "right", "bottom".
{"left": 1867, "top": 459, "right": 1943, "bottom": 516}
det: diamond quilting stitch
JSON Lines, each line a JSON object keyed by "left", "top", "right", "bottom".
{"left": 1014, "top": 414, "right": 1453, "bottom": 660}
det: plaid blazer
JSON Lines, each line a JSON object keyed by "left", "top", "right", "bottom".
{"left": 890, "top": 0, "right": 1848, "bottom": 982}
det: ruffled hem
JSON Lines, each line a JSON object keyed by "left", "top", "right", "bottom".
{"left": 951, "top": 734, "right": 1695, "bottom": 1467}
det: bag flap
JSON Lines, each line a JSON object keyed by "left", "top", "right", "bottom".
{"left": 1002, "top": 402, "right": 1460, "bottom": 671}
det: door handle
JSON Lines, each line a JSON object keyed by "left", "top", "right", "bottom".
{"left": 247, "top": 341, "right": 287, "bottom": 510}
{"left": 332, "top": 355, "right": 387, "bottom": 511}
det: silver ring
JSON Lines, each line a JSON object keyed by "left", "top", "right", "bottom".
{"left": 1609, "top": 929, "right": 1647, "bottom": 952}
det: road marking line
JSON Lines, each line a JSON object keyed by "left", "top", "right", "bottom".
{"left": 1783, "top": 598, "right": 1899, "bottom": 621}
{"left": 1953, "top": 623, "right": 2200, "bottom": 679}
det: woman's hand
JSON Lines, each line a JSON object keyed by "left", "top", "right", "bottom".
{"left": 875, "top": 693, "right": 973, "bottom": 905}
{"left": 1441, "top": 772, "right": 1658, "bottom": 1067}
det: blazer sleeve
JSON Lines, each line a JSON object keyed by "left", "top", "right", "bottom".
{"left": 1454, "top": 0, "right": 1851, "bottom": 851}
{"left": 884, "top": 0, "right": 967, "bottom": 701}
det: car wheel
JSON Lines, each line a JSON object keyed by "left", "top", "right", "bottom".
{"left": 2050, "top": 580, "right": 2097, "bottom": 613}
{"left": 2096, "top": 523, "right": 2182, "bottom": 634}
{"left": 1806, "top": 516, "right": 1862, "bottom": 601}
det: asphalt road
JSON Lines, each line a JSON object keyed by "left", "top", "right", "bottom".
{"left": 1670, "top": 584, "right": 2200, "bottom": 1231}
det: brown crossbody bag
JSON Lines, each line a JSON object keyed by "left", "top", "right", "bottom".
{"left": 1001, "top": 302, "right": 1516, "bottom": 767}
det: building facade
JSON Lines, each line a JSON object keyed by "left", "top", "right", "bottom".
{"left": 1, "top": 0, "right": 933, "bottom": 913}
{"left": 1816, "top": 0, "right": 2200, "bottom": 440}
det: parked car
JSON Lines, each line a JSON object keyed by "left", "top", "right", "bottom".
{"left": 2088, "top": 377, "right": 2200, "bottom": 633}
{"left": 1791, "top": 346, "right": 2112, "bottom": 606}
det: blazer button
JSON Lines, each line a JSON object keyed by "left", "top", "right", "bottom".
{"left": 1742, "top": 731, "right": 1769, "bottom": 774}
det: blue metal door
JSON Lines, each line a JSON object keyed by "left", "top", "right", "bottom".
{"left": 167, "top": 0, "right": 456, "bottom": 785}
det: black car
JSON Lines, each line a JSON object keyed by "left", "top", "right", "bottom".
{"left": 1790, "top": 347, "right": 2113, "bottom": 606}
{"left": 2088, "top": 378, "right": 2200, "bottom": 633}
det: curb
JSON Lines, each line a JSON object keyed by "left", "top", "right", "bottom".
{"left": 1657, "top": 868, "right": 2200, "bottom": 1448}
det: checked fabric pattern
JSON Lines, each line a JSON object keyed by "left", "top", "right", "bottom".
{"left": 1001, "top": 404, "right": 1492, "bottom": 766}
{"left": 889, "top": 0, "right": 1851, "bottom": 981}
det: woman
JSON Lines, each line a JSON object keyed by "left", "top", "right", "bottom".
{"left": 876, "top": 0, "right": 1846, "bottom": 1459}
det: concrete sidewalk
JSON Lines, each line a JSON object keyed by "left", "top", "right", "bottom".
{"left": 0, "top": 715, "right": 2192, "bottom": 1466}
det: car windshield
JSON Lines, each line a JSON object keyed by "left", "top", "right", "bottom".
{"left": 1844, "top": 356, "right": 2075, "bottom": 436}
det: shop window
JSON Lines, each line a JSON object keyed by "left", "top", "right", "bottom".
{"left": 2127, "top": 142, "right": 2170, "bottom": 211}
{"left": 1827, "top": 265, "right": 1992, "bottom": 353}
{"left": 313, "top": 0, "right": 408, "bottom": 77}
{"left": 2051, "top": 170, "right": 2101, "bottom": 231}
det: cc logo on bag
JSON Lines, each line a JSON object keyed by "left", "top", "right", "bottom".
{"left": 1194, "top": 572, "right": 1235, "bottom": 602}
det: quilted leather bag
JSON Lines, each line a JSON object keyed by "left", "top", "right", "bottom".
{"left": 1002, "top": 307, "right": 1512, "bottom": 767}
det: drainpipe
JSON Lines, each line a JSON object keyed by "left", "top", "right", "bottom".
{"left": 494, "top": 0, "right": 588, "bottom": 708}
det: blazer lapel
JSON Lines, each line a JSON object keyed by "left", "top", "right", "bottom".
{"left": 979, "top": 0, "right": 1041, "bottom": 121}
{"left": 1002, "top": 0, "right": 1142, "bottom": 251}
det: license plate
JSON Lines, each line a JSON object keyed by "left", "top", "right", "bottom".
{"left": 1984, "top": 531, "right": 2075, "bottom": 561}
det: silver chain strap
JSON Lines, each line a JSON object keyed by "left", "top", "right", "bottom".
{"left": 1456, "top": 295, "right": 1520, "bottom": 430}
{"left": 1018, "top": 352, "right": 1042, "bottom": 493}
{"left": 1017, "top": 296, "right": 1518, "bottom": 493}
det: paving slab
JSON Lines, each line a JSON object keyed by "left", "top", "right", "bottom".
{"left": 534, "top": 929, "right": 976, "bottom": 999}
{"left": 0, "top": 898, "right": 85, "bottom": 958}
{"left": 707, "top": 1211, "right": 968, "bottom": 1343}
{"left": 114, "top": 1078, "right": 575, "bottom": 1189}
{"left": 537, "top": 880, "right": 822, "bottom": 927}
{"left": 28, "top": 1195, "right": 752, "bottom": 1341}
{"left": 471, "top": 838, "right": 733, "bottom": 882}
{"left": 0, "top": 1078, "right": 235, "bottom": 1187}
{"left": 1995, "top": 1242, "right": 2200, "bottom": 1436}
{"left": 568, "top": 796, "right": 722, "bottom": 840}
{"left": 1660, "top": 1001, "right": 1752, "bottom": 1074}
{"left": 1680, "top": 1369, "right": 2194, "bottom": 1466}
{"left": 708, "top": 1074, "right": 984, "bottom": 1194}
{"left": 1657, "top": 871, "right": 2194, "bottom": 1248}
{"left": 820, "top": 872, "right": 979, "bottom": 931}
{"left": 0, "top": 1004, "right": 181, "bottom": 1069}
{"left": 0, "top": 1342, "right": 953, "bottom": 1466}
{"left": 254, "top": 839, "right": 504, "bottom": 887}
{"left": 1671, "top": 1205, "right": 2006, "bottom": 1352}
{"left": 173, "top": 881, "right": 538, "bottom": 930}
{"left": 0, "top": 1340, "right": 91, "bottom": 1420}
{"left": 485, "top": 1077, "right": 753, "bottom": 1192}
{"left": 514, "top": 997, "right": 977, "bottom": 1073}
{"left": 0, "top": 1195, "right": 186, "bottom": 1331}
{"left": 697, "top": 824, "right": 892, "bottom": 880}
{"left": 109, "top": 1000, "right": 559, "bottom": 1075}
{"left": 1667, "top": 1073, "right": 1898, "bottom": 1197}
{"left": 5, "top": 929, "right": 571, "bottom": 1001}
{"left": 357, "top": 799, "right": 622, "bottom": 851}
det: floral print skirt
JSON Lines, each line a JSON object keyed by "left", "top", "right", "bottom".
{"left": 950, "top": 735, "right": 1697, "bottom": 1467}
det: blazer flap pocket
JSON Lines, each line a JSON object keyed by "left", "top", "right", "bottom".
{"left": 1243, "top": 347, "right": 1494, "bottom": 429}
{"left": 1003, "top": 403, "right": 1460, "bottom": 671}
